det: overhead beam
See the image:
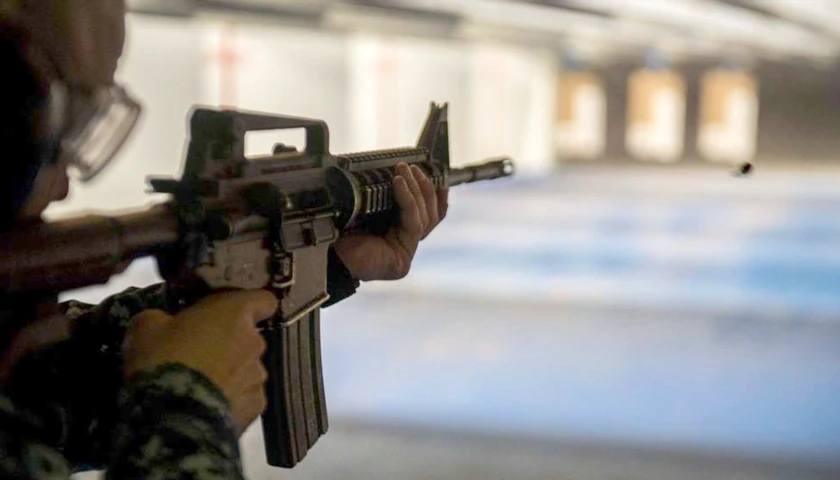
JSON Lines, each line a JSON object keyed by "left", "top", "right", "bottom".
{"left": 126, "top": 0, "right": 840, "bottom": 65}
{"left": 740, "top": 0, "right": 840, "bottom": 40}
{"left": 556, "top": 0, "right": 839, "bottom": 60}
{"left": 127, "top": 0, "right": 197, "bottom": 16}
{"left": 324, "top": 2, "right": 461, "bottom": 38}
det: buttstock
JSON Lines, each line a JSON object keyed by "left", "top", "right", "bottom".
{"left": 0, "top": 207, "right": 178, "bottom": 294}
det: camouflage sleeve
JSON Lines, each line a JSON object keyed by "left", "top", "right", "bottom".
{"left": 0, "top": 364, "right": 245, "bottom": 479}
{"left": 54, "top": 283, "right": 170, "bottom": 470}
{"left": 106, "top": 364, "right": 245, "bottom": 480}
{"left": 63, "top": 282, "right": 168, "bottom": 335}
{"left": 0, "top": 395, "right": 74, "bottom": 479}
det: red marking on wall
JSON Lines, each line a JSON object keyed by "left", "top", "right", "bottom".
{"left": 213, "top": 23, "right": 241, "bottom": 108}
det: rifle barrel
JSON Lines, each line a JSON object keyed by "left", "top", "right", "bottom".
{"left": 447, "top": 157, "right": 515, "bottom": 187}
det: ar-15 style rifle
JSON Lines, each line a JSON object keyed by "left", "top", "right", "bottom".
{"left": 0, "top": 102, "right": 514, "bottom": 468}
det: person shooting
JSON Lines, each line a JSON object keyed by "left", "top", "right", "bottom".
{"left": 0, "top": 1, "right": 456, "bottom": 477}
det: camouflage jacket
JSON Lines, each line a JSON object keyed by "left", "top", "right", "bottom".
{"left": 0, "top": 249, "right": 359, "bottom": 479}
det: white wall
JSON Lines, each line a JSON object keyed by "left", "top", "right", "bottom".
{"left": 205, "top": 22, "right": 352, "bottom": 153}
{"left": 348, "top": 34, "right": 471, "bottom": 161}
{"left": 467, "top": 42, "right": 557, "bottom": 175}
{"left": 349, "top": 35, "right": 557, "bottom": 174}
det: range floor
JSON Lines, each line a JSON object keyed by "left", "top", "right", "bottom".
{"left": 315, "top": 293, "right": 840, "bottom": 473}
{"left": 237, "top": 420, "right": 840, "bottom": 480}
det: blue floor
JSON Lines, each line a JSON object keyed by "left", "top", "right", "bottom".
{"left": 321, "top": 294, "right": 840, "bottom": 468}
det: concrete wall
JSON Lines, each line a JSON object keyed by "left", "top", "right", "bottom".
{"left": 754, "top": 62, "right": 840, "bottom": 162}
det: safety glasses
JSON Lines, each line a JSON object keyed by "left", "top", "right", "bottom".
{"left": 48, "top": 83, "right": 142, "bottom": 182}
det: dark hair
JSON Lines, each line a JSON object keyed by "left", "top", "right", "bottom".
{"left": 0, "top": 28, "right": 48, "bottom": 232}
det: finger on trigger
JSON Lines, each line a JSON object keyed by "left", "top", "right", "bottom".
{"left": 393, "top": 176, "right": 423, "bottom": 238}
